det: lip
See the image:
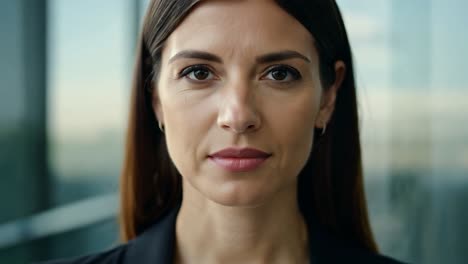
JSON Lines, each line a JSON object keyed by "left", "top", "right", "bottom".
{"left": 208, "top": 147, "right": 272, "bottom": 172}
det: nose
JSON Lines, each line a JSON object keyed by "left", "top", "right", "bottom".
{"left": 217, "top": 80, "right": 261, "bottom": 134}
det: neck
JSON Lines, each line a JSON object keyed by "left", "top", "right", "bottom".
{"left": 174, "top": 183, "right": 309, "bottom": 264}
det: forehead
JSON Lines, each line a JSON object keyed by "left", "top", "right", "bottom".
{"left": 163, "top": 0, "right": 316, "bottom": 62}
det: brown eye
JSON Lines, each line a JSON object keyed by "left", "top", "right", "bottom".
{"left": 193, "top": 69, "right": 209, "bottom": 80}
{"left": 263, "top": 65, "right": 301, "bottom": 82}
{"left": 271, "top": 69, "right": 288, "bottom": 80}
{"left": 180, "top": 65, "right": 216, "bottom": 81}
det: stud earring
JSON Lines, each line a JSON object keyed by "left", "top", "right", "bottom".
{"left": 158, "top": 121, "right": 165, "bottom": 133}
{"left": 321, "top": 122, "right": 327, "bottom": 136}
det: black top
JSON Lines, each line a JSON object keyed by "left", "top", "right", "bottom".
{"left": 35, "top": 206, "right": 407, "bottom": 264}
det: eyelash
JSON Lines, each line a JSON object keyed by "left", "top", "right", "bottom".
{"left": 178, "top": 64, "right": 216, "bottom": 82}
{"left": 177, "top": 64, "right": 302, "bottom": 83}
{"left": 263, "top": 65, "right": 302, "bottom": 82}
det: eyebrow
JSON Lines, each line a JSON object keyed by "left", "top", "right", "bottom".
{"left": 168, "top": 50, "right": 223, "bottom": 64}
{"left": 168, "top": 50, "right": 311, "bottom": 64}
{"left": 257, "top": 50, "right": 311, "bottom": 64}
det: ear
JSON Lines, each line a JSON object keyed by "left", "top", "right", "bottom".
{"left": 315, "top": 60, "right": 346, "bottom": 129}
{"left": 151, "top": 83, "right": 164, "bottom": 124}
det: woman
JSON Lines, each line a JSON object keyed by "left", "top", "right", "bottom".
{"left": 39, "top": 0, "right": 406, "bottom": 263}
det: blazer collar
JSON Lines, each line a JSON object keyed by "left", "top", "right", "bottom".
{"left": 123, "top": 204, "right": 363, "bottom": 264}
{"left": 124, "top": 206, "right": 179, "bottom": 264}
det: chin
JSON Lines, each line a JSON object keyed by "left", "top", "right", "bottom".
{"left": 203, "top": 180, "right": 279, "bottom": 208}
{"left": 181, "top": 166, "right": 297, "bottom": 208}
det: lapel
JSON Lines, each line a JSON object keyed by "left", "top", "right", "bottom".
{"left": 124, "top": 206, "right": 179, "bottom": 264}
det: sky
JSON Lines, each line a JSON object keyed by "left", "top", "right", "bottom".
{"left": 47, "top": 0, "right": 132, "bottom": 141}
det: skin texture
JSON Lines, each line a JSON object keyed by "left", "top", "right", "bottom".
{"left": 152, "top": 0, "right": 345, "bottom": 263}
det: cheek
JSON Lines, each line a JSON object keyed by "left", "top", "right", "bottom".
{"left": 159, "top": 91, "right": 218, "bottom": 177}
{"left": 266, "top": 89, "right": 319, "bottom": 174}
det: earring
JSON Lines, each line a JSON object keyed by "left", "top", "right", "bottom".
{"left": 321, "top": 122, "right": 327, "bottom": 136}
{"left": 158, "top": 121, "right": 165, "bottom": 133}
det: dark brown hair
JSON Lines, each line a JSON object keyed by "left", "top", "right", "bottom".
{"left": 120, "top": 0, "right": 379, "bottom": 253}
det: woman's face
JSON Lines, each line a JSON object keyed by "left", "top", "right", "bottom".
{"left": 153, "top": 0, "right": 340, "bottom": 207}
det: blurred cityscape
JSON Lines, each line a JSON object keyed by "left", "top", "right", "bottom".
{"left": 1, "top": 0, "right": 467, "bottom": 263}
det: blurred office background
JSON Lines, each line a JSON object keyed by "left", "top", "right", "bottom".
{"left": 0, "top": 0, "right": 467, "bottom": 263}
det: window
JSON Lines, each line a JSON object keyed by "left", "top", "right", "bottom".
{"left": 0, "top": 0, "right": 466, "bottom": 263}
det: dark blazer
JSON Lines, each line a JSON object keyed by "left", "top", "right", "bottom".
{"left": 36, "top": 206, "right": 407, "bottom": 264}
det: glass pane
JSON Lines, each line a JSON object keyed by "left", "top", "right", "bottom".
{"left": 47, "top": 0, "right": 131, "bottom": 206}
{"left": 0, "top": 0, "right": 48, "bottom": 262}
{"left": 338, "top": 0, "right": 468, "bottom": 263}
{"left": 41, "top": 0, "right": 133, "bottom": 260}
{"left": 1, "top": 0, "right": 139, "bottom": 262}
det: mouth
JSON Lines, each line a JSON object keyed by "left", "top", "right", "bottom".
{"left": 208, "top": 147, "right": 272, "bottom": 172}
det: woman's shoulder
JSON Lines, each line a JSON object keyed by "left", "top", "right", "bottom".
{"left": 308, "top": 219, "right": 408, "bottom": 264}
{"left": 329, "top": 246, "right": 408, "bottom": 264}
{"left": 320, "top": 236, "right": 408, "bottom": 264}
{"left": 314, "top": 233, "right": 408, "bottom": 264}
{"left": 33, "top": 244, "right": 128, "bottom": 264}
